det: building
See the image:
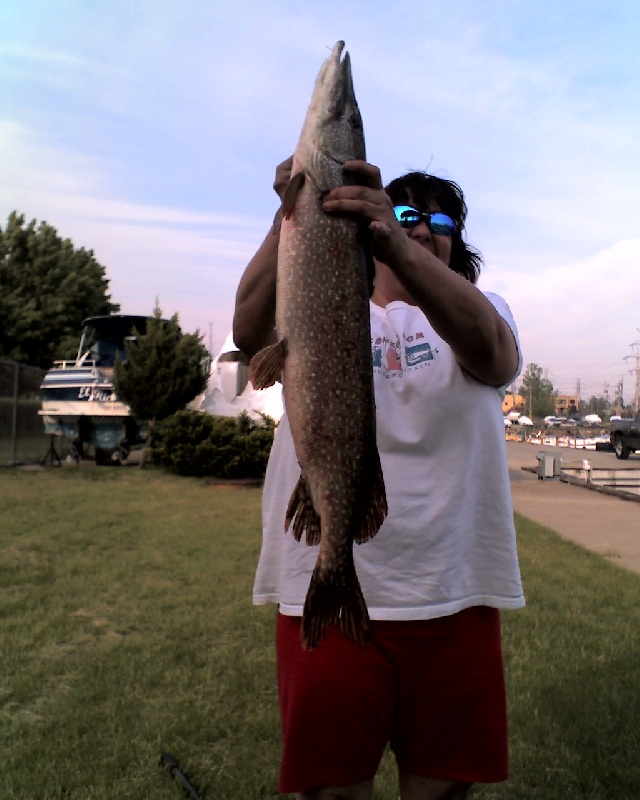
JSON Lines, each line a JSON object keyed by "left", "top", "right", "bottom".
{"left": 502, "top": 391, "right": 525, "bottom": 416}
{"left": 556, "top": 394, "right": 579, "bottom": 417}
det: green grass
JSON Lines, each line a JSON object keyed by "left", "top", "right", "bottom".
{"left": 0, "top": 468, "right": 639, "bottom": 799}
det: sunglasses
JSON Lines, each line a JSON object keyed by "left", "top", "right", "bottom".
{"left": 393, "top": 205, "right": 456, "bottom": 236}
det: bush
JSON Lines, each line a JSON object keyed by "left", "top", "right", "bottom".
{"left": 151, "top": 410, "right": 276, "bottom": 479}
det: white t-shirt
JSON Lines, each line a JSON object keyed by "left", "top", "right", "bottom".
{"left": 253, "top": 293, "right": 525, "bottom": 619}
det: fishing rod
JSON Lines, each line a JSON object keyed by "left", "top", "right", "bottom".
{"left": 159, "top": 752, "right": 204, "bottom": 800}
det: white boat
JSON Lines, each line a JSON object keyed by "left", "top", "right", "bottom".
{"left": 39, "top": 315, "right": 150, "bottom": 463}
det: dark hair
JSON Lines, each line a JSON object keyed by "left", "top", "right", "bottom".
{"left": 385, "top": 172, "right": 482, "bottom": 284}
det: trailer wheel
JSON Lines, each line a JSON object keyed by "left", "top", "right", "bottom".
{"left": 94, "top": 447, "right": 120, "bottom": 466}
{"left": 614, "top": 436, "right": 630, "bottom": 460}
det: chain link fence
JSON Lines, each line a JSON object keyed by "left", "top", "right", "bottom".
{"left": 0, "top": 358, "right": 71, "bottom": 466}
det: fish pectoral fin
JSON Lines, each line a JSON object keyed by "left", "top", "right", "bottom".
{"left": 354, "top": 452, "right": 388, "bottom": 544}
{"left": 285, "top": 473, "right": 321, "bottom": 546}
{"left": 249, "top": 340, "right": 286, "bottom": 389}
{"left": 281, "top": 171, "right": 306, "bottom": 219}
{"left": 301, "top": 565, "right": 371, "bottom": 651}
{"left": 357, "top": 222, "right": 375, "bottom": 298}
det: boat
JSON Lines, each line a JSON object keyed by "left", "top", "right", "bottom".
{"left": 39, "top": 315, "right": 151, "bottom": 463}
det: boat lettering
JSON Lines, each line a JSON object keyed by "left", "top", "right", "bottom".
{"left": 78, "top": 386, "right": 114, "bottom": 402}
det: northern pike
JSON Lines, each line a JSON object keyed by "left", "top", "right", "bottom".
{"left": 249, "top": 41, "right": 387, "bottom": 650}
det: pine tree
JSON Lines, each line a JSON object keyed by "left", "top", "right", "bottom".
{"left": 113, "top": 303, "right": 209, "bottom": 465}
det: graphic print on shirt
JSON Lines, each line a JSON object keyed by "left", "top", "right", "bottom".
{"left": 372, "top": 328, "right": 437, "bottom": 375}
{"left": 372, "top": 335, "right": 401, "bottom": 371}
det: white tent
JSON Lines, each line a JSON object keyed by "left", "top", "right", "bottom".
{"left": 199, "top": 333, "right": 284, "bottom": 422}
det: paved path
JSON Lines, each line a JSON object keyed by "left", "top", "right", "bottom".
{"left": 506, "top": 441, "right": 640, "bottom": 575}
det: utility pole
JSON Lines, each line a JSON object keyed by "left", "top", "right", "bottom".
{"left": 624, "top": 331, "right": 640, "bottom": 415}
{"left": 615, "top": 378, "right": 624, "bottom": 416}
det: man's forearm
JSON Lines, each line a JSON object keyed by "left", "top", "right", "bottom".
{"left": 232, "top": 229, "right": 279, "bottom": 360}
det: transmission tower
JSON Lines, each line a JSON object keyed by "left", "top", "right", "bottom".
{"left": 624, "top": 331, "right": 640, "bottom": 414}
{"left": 614, "top": 378, "right": 624, "bottom": 416}
{"left": 603, "top": 381, "right": 610, "bottom": 415}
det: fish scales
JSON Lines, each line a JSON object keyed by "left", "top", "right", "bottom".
{"left": 250, "top": 41, "right": 387, "bottom": 649}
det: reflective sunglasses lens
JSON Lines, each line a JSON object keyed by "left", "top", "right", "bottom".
{"left": 428, "top": 213, "right": 456, "bottom": 236}
{"left": 393, "top": 205, "right": 420, "bottom": 227}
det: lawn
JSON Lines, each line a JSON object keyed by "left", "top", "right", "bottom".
{"left": 1, "top": 466, "right": 638, "bottom": 799}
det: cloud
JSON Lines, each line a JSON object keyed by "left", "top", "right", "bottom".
{"left": 0, "top": 118, "right": 267, "bottom": 341}
{"left": 484, "top": 238, "right": 640, "bottom": 397}
{"left": 2, "top": 1, "right": 639, "bottom": 379}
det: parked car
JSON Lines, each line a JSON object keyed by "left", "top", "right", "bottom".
{"left": 610, "top": 413, "right": 640, "bottom": 459}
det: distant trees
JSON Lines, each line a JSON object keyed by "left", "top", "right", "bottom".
{"left": 519, "top": 363, "right": 557, "bottom": 418}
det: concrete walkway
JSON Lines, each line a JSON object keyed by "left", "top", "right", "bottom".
{"left": 506, "top": 441, "right": 640, "bottom": 575}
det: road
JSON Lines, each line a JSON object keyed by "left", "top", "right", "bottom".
{"left": 506, "top": 441, "right": 640, "bottom": 575}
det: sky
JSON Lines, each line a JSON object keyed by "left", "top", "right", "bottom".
{"left": 1, "top": 0, "right": 639, "bottom": 403}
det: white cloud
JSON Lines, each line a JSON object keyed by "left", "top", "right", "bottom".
{"left": 484, "top": 239, "right": 640, "bottom": 398}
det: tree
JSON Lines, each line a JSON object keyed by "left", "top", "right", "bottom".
{"left": 0, "top": 211, "right": 119, "bottom": 368}
{"left": 519, "top": 363, "right": 557, "bottom": 419}
{"left": 113, "top": 303, "right": 209, "bottom": 465}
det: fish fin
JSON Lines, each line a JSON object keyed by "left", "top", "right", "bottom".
{"left": 354, "top": 451, "right": 388, "bottom": 544}
{"left": 281, "top": 171, "right": 306, "bottom": 219}
{"left": 285, "top": 473, "right": 321, "bottom": 546}
{"left": 249, "top": 340, "right": 286, "bottom": 389}
{"left": 301, "top": 564, "right": 371, "bottom": 651}
{"left": 356, "top": 222, "right": 375, "bottom": 297}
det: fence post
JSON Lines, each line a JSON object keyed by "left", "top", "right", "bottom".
{"left": 11, "top": 361, "right": 19, "bottom": 466}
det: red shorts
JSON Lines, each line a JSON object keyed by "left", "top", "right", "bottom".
{"left": 276, "top": 607, "right": 508, "bottom": 793}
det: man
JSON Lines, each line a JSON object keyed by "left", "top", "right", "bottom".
{"left": 233, "top": 157, "right": 524, "bottom": 800}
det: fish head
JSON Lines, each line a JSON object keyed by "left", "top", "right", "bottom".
{"left": 295, "top": 41, "right": 366, "bottom": 192}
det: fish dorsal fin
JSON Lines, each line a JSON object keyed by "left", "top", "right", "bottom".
{"left": 249, "top": 340, "right": 287, "bottom": 389}
{"left": 281, "top": 172, "right": 306, "bottom": 219}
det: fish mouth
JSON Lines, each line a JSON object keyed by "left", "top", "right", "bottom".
{"left": 323, "top": 42, "right": 359, "bottom": 121}
{"left": 329, "top": 40, "right": 346, "bottom": 62}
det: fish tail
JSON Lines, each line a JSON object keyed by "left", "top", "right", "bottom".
{"left": 301, "top": 565, "right": 371, "bottom": 650}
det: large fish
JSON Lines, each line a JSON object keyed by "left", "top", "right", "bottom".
{"left": 250, "top": 41, "right": 387, "bottom": 650}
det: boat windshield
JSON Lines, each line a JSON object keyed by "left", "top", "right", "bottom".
{"left": 76, "top": 316, "right": 150, "bottom": 367}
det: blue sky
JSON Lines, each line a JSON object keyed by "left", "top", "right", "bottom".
{"left": 1, "top": 1, "right": 639, "bottom": 402}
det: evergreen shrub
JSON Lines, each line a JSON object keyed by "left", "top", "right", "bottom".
{"left": 152, "top": 410, "right": 276, "bottom": 479}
